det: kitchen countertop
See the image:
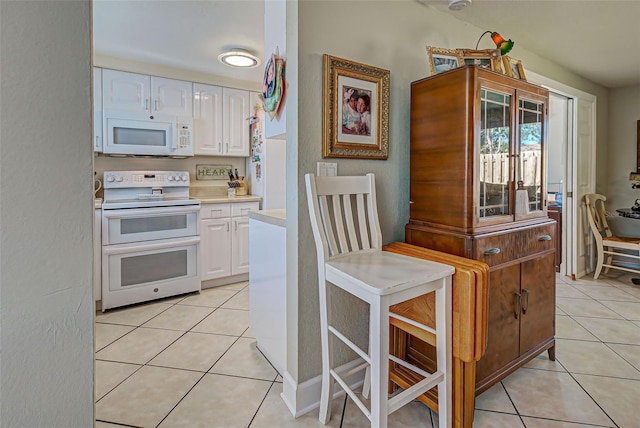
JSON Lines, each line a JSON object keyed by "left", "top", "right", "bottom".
{"left": 93, "top": 195, "right": 261, "bottom": 207}
{"left": 248, "top": 209, "right": 286, "bottom": 227}
{"left": 198, "top": 195, "right": 262, "bottom": 204}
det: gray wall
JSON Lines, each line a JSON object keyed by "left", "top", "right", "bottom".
{"left": 607, "top": 84, "right": 640, "bottom": 236}
{"left": 294, "top": 0, "right": 610, "bottom": 382}
{"left": 0, "top": 1, "right": 94, "bottom": 425}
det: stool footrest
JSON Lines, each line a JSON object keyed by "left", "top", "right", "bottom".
{"left": 330, "top": 369, "right": 371, "bottom": 421}
{"left": 328, "top": 325, "right": 371, "bottom": 364}
{"left": 390, "top": 312, "right": 436, "bottom": 336}
{"left": 388, "top": 370, "right": 444, "bottom": 414}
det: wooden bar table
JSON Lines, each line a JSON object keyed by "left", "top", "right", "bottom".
{"left": 384, "top": 242, "right": 490, "bottom": 428}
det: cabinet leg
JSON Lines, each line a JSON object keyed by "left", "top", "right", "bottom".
{"left": 547, "top": 344, "right": 556, "bottom": 361}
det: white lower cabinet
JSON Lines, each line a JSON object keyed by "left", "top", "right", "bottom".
{"left": 200, "top": 201, "right": 258, "bottom": 281}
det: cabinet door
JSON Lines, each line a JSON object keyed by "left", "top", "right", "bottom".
{"left": 93, "top": 67, "right": 103, "bottom": 152}
{"left": 223, "top": 88, "right": 250, "bottom": 156}
{"left": 519, "top": 253, "right": 555, "bottom": 353}
{"left": 515, "top": 92, "right": 547, "bottom": 220}
{"left": 200, "top": 218, "right": 231, "bottom": 280}
{"left": 102, "top": 69, "right": 150, "bottom": 114}
{"left": 152, "top": 76, "right": 193, "bottom": 117}
{"left": 193, "top": 83, "right": 223, "bottom": 155}
{"left": 476, "top": 264, "right": 521, "bottom": 382}
{"left": 478, "top": 84, "right": 514, "bottom": 224}
{"left": 232, "top": 216, "right": 250, "bottom": 274}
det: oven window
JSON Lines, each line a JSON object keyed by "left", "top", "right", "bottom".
{"left": 121, "top": 249, "right": 188, "bottom": 287}
{"left": 114, "top": 127, "right": 167, "bottom": 147}
{"left": 121, "top": 215, "right": 187, "bottom": 235}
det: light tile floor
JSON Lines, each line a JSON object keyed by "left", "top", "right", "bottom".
{"left": 95, "top": 272, "right": 640, "bottom": 427}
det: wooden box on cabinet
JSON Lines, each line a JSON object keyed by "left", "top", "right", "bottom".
{"left": 404, "top": 65, "right": 556, "bottom": 398}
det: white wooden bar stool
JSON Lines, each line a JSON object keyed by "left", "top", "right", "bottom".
{"left": 305, "top": 173, "right": 453, "bottom": 428}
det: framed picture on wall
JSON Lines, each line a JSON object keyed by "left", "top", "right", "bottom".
{"left": 322, "top": 54, "right": 390, "bottom": 159}
{"left": 426, "top": 46, "right": 463, "bottom": 74}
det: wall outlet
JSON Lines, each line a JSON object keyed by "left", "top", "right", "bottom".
{"left": 317, "top": 162, "right": 337, "bottom": 177}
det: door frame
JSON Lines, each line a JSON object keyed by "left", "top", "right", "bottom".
{"left": 526, "top": 71, "right": 597, "bottom": 279}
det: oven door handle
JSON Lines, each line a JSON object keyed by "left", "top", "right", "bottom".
{"left": 102, "top": 205, "right": 201, "bottom": 219}
{"left": 103, "top": 236, "right": 200, "bottom": 254}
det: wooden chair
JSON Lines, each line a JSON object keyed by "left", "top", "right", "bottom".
{"left": 305, "top": 173, "right": 454, "bottom": 428}
{"left": 584, "top": 193, "right": 640, "bottom": 278}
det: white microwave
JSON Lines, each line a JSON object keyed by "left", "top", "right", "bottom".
{"left": 103, "top": 114, "right": 193, "bottom": 157}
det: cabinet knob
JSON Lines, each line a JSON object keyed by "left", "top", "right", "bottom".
{"left": 484, "top": 247, "right": 501, "bottom": 255}
{"left": 538, "top": 235, "right": 552, "bottom": 241}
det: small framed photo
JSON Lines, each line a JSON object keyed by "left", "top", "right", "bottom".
{"left": 322, "top": 54, "right": 390, "bottom": 160}
{"left": 426, "top": 46, "right": 463, "bottom": 74}
{"left": 502, "top": 55, "right": 526, "bottom": 81}
{"left": 458, "top": 49, "right": 502, "bottom": 73}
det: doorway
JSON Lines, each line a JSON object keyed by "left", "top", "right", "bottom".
{"left": 548, "top": 92, "right": 572, "bottom": 275}
{"left": 528, "top": 69, "right": 597, "bottom": 279}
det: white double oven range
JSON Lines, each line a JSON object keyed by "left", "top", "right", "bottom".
{"left": 101, "top": 171, "right": 200, "bottom": 311}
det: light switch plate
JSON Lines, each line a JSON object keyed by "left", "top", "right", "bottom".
{"left": 317, "top": 162, "right": 337, "bottom": 177}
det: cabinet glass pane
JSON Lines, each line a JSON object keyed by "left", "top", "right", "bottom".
{"left": 480, "top": 88, "right": 511, "bottom": 218}
{"left": 517, "top": 99, "right": 543, "bottom": 213}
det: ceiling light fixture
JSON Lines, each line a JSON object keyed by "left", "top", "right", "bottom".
{"left": 448, "top": 0, "right": 471, "bottom": 11}
{"left": 218, "top": 49, "right": 260, "bottom": 68}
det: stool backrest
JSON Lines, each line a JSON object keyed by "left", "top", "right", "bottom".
{"left": 305, "top": 173, "right": 382, "bottom": 262}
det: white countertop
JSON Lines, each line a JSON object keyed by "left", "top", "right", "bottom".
{"left": 199, "top": 195, "right": 262, "bottom": 204}
{"left": 249, "top": 209, "right": 286, "bottom": 227}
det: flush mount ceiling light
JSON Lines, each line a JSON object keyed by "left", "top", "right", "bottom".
{"left": 448, "top": 0, "right": 471, "bottom": 11}
{"left": 218, "top": 49, "right": 260, "bottom": 68}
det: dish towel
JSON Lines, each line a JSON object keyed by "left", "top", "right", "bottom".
{"left": 515, "top": 189, "right": 529, "bottom": 215}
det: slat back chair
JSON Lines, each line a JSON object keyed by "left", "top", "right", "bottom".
{"left": 305, "top": 173, "right": 453, "bottom": 428}
{"left": 584, "top": 193, "right": 640, "bottom": 278}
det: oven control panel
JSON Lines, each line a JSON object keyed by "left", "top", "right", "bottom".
{"left": 104, "top": 171, "right": 190, "bottom": 188}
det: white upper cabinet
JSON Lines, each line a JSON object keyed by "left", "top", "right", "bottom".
{"left": 102, "top": 69, "right": 192, "bottom": 118}
{"left": 193, "top": 83, "right": 223, "bottom": 155}
{"left": 194, "top": 84, "right": 249, "bottom": 156}
{"left": 223, "top": 88, "right": 250, "bottom": 156}
{"left": 93, "top": 67, "right": 103, "bottom": 152}
{"left": 152, "top": 76, "right": 193, "bottom": 117}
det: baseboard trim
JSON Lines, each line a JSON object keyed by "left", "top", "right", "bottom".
{"left": 201, "top": 273, "right": 248, "bottom": 289}
{"left": 280, "top": 358, "right": 366, "bottom": 418}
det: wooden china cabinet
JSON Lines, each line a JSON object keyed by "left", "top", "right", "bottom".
{"left": 404, "top": 65, "right": 556, "bottom": 395}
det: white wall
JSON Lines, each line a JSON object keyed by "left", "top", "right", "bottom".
{"left": 293, "top": 0, "right": 610, "bottom": 383}
{"left": 607, "top": 84, "right": 640, "bottom": 236}
{"left": 0, "top": 1, "right": 94, "bottom": 426}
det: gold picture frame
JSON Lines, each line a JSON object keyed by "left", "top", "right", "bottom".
{"left": 426, "top": 46, "right": 463, "bottom": 75}
{"left": 458, "top": 48, "right": 502, "bottom": 73}
{"left": 502, "top": 55, "right": 527, "bottom": 81}
{"left": 322, "top": 54, "right": 390, "bottom": 160}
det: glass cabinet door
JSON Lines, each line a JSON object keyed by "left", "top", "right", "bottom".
{"left": 479, "top": 88, "right": 511, "bottom": 219}
{"left": 516, "top": 97, "right": 544, "bottom": 216}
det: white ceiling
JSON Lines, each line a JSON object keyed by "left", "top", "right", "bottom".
{"left": 92, "top": 0, "right": 266, "bottom": 83}
{"left": 93, "top": 0, "right": 640, "bottom": 89}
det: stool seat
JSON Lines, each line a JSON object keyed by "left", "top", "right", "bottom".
{"left": 327, "top": 250, "right": 454, "bottom": 296}
{"left": 305, "top": 173, "right": 453, "bottom": 428}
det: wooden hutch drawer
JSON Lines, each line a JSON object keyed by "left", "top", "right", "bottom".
{"left": 474, "top": 223, "right": 555, "bottom": 267}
